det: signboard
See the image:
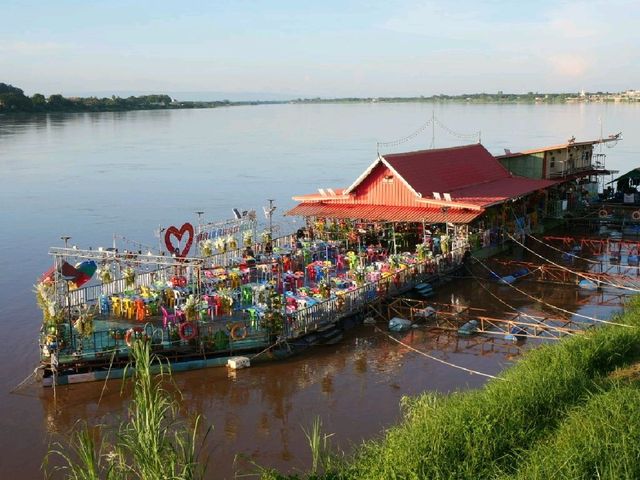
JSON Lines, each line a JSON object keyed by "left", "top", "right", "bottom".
{"left": 196, "top": 215, "right": 257, "bottom": 242}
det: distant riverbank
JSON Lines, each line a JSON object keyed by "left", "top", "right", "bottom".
{"left": 3, "top": 82, "right": 638, "bottom": 115}
{"left": 0, "top": 82, "right": 283, "bottom": 114}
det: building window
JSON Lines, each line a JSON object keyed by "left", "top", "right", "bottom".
{"left": 550, "top": 157, "right": 555, "bottom": 168}
{"left": 383, "top": 175, "right": 394, "bottom": 184}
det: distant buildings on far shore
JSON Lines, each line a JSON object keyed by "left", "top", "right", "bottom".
{"left": 565, "top": 89, "right": 640, "bottom": 103}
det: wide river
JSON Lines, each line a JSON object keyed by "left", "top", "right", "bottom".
{"left": 1, "top": 102, "right": 638, "bottom": 478}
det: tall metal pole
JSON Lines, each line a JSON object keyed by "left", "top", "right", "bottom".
{"left": 268, "top": 199, "right": 275, "bottom": 238}
{"left": 195, "top": 211, "right": 204, "bottom": 255}
{"left": 60, "top": 236, "right": 73, "bottom": 351}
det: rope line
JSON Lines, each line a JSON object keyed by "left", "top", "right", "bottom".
{"left": 434, "top": 118, "right": 480, "bottom": 141}
{"left": 374, "top": 326, "right": 503, "bottom": 380}
{"left": 377, "top": 119, "right": 432, "bottom": 149}
{"left": 528, "top": 233, "right": 640, "bottom": 271}
{"left": 526, "top": 234, "right": 601, "bottom": 264}
{"left": 10, "top": 367, "right": 42, "bottom": 393}
{"left": 471, "top": 255, "right": 632, "bottom": 328}
{"left": 507, "top": 233, "right": 640, "bottom": 293}
{"left": 463, "top": 265, "right": 569, "bottom": 337}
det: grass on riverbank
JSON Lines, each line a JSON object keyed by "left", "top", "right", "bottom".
{"left": 45, "top": 341, "right": 209, "bottom": 480}
{"left": 264, "top": 297, "right": 640, "bottom": 480}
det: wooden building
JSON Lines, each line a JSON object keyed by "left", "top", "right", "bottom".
{"left": 287, "top": 144, "right": 556, "bottom": 253}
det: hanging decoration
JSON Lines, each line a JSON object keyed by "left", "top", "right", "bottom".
{"left": 164, "top": 223, "right": 194, "bottom": 257}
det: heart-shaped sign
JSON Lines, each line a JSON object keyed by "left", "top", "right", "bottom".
{"left": 164, "top": 223, "right": 194, "bottom": 258}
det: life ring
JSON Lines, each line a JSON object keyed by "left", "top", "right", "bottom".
{"left": 178, "top": 321, "right": 198, "bottom": 341}
{"left": 125, "top": 327, "right": 145, "bottom": 347}
{"left": 230, "top": 322, "right": 248, "bottom": 340}
{"left": 598, "top": 209, "right": 608, "bottom": 218}
{"left": 171, "top": 275, "right": 187, "bottom": 287}
{"left": 632, "top": 211, "right": 640, "bottom": 221}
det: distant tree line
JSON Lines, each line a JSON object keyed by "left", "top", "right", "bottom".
{"left": 0, "top": 82, "right": 240, "bottom": 113}
{"left": 291, "top": 91, "right": 581, "bottom": 104}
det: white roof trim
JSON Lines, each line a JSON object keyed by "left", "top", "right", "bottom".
{"left": 344, "top": 156, "right": 383, "bottom": 194}
{"left": 343, "top": 154, "right": 423, "bottom": 199}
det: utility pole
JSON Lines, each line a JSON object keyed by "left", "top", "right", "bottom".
{"left": 267, "top": 199, "right": 276, "bottom": 238}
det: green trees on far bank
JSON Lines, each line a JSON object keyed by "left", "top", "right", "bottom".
{"left": 0, "top": 82, "right": 175, "bottom": 113}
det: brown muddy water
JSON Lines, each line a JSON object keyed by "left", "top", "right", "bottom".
{"left": 1, "top": 104, "right": 636, "bottom": 478}
{"left": 11, "top": 267, "right": 623, "bottom": 479}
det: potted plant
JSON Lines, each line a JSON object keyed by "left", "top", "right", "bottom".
{"left": 200, "top": 239, "right": 214, "bottom": 257}
{"left": 123, "top": 267, "right": 136, "bottom": 288}
{"left": 98, "top": 265, "right": 113, "bottom": 284}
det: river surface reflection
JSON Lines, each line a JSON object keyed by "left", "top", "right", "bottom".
{"left": 0, "top": 103, "right": 637, "bottom": 478}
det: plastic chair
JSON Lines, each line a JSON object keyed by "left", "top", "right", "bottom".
{"left": 164, "top": 289, "right": 175, "bottom": 310}
{"left": 146, "top": 300, "right": 158, "bottom": 316}
{"left": 306, "top": 264, "right": 316, "bottom": 281}
{"left": 173, "top": 290, "right": 183, "bottom": 310}
{"left": 161, "top": 306, "right": 177, "bottom": 328}
{"left": 135, "top": 298, "right": 146, "bottom": 322}
{"left": 122, "top": 298, "right": 135, "bottom": 320}
{"left": 246, "top": 308, "right": 259, "bottom": 330}
{"left": 99, "top": 295, "right": 111, "bottom": 314}
{"left": 110, "top": 296, "right": 122, "bottom": 317}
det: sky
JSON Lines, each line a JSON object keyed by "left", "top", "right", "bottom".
{"left": 2, "top": 0, "right": 639, "bottom": 99}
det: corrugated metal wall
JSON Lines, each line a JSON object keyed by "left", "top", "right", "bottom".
{"left": 351, "top": 164, "right": 423, "bottom": 207}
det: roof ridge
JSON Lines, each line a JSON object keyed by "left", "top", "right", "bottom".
{"left": 384, "top": 143, "right": 481, "bottom": 158}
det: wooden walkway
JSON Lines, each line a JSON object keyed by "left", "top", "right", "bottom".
{"left": 384, "top": 298, "right": 593, "bottom": 340}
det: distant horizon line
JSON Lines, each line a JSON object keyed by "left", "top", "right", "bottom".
{"left": 27, "top": 89, "right": 636, "bottom": 103}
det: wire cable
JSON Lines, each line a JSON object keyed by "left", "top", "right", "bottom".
{"left": 471, "top": 255, "right": 632, "bottom": 328}
{"left": 507, "top": 233, "right": 640, "bottom": 293}
{"left": 374, "top": 326, "right": 503, "bottom": 380}
{"left": 463, "top": 265, "right": 571, "bottom": 338}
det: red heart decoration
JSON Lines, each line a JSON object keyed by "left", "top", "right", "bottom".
{"left": 164, "top": 223, "right": 194, "bottom": 258}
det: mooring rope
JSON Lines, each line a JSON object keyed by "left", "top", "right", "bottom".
{"left": 525, "top": 233, "right": 640, "bottom": 271}
{"left": 471, "top": 255, "right": 632, "bottom": 328}
{"left": 463, "top": 265, "right": 570, "bottom": 337}
{"left": 507, "top": 233, "right": 640, "bottom": 293}
{"left": 10, "top": 367, "right": 43, "bottom": 394}
{"left": 526, "top": 233, "right": 602, "bottom": 264}
{"left": 373, "top": 326, "right": 503, "bottom": 380}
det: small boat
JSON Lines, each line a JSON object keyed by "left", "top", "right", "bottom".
{"left": 498, "top": 267, "right": 529, "bottom": 284}
{"left": 498, "top": 275, "right": 516, "bottom": 285}
{"left": 415, "top": 306, "right": 436, "bottom": 321}
{"left": 578, "top": 279, "right": 598, "bottom": 290}
{"left": 414, "top": 282, "right": 435, "bottom": 297}
{"left": 512, "top": 268, "right": 530, "bottom": 278}
{"left": 457, "top": 319, "right": 478, "bottom": 336}
{"left": 388, "top": 317, "right": 413, "bottom": 332}
{"left": 505, "top": 324, "right": 527, "bottom": 342}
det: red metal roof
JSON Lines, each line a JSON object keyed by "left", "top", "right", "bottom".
{"left": 381, "top": 144, "right": 554, "bottom": 207}
{"left": 383, "top": 144, "right": 508, "bottom": 196}
{"left": 449, "top": 176, "right": 556, "bottom": 207}
{"left": 286, "top": 203, "right": 483, "bottom": 224}
{"left": 289, "top": 143, "right": 556, "bottom": 220}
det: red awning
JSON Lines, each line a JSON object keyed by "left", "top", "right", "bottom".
{"left": 286, "top": 203, "right": 483, "bottom": 224}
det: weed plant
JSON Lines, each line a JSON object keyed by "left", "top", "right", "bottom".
{"left": 45, "top": 341, "right": 209, "bottom": 479}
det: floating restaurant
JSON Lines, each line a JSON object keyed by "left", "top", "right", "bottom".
{"left": 35, "top": 136, "right": 620, "bottom": 386}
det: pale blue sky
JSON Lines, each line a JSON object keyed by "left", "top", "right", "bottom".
{"left": 2, "top": 0, "right": 639, "bottom": 98}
